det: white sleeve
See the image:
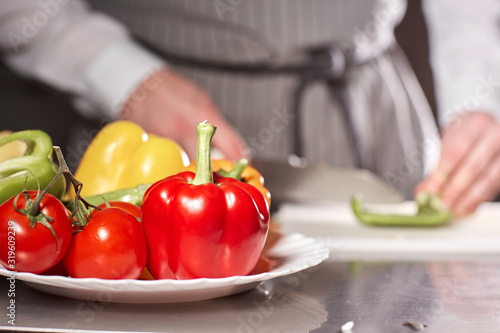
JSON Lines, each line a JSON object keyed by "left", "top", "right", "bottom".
{"left": 0, "top": 0, "right": 165, "bottom": 119}
{"left": 422, "top": 0, "right": 500, "bottom": 126}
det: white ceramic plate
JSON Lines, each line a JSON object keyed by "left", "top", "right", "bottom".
{"left": 0, "top": 232, "right": 329, "bottom": 303}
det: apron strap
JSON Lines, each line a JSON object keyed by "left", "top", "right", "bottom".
{"left": 288, "top": 45, "right": 362, "bottom": 168}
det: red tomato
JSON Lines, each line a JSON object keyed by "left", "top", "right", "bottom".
{"left": 63, "top": 207, "right": 147, "bottom": 279}
{"left": 0, "top": 191, "right": 72, "bottom": 274}
{"left": 91, "top": 201, "right": 141, "bottom": 219}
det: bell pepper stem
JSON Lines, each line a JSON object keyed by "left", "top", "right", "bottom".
{"left": 192, "top": 121, "right": 216, "bottom": 186}
{"left": 218, "top": 158, "right": 249, "bottom": 180}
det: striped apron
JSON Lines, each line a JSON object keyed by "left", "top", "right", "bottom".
{"left": 90, "top": 0, "right": 440, "bottom": 198}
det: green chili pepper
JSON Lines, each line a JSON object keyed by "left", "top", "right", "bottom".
{"left": 64, "top": 183, "right": 151, "bottom": 211}
{"left": 351, "top": 192, "right": 452, "bottom": 227}
{"left": 0, "top": 130, "right": 66, "bottom": 205}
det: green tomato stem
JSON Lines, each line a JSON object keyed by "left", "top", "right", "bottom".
{"left": 52, "top": 146, "right": 98, "bottom": 228}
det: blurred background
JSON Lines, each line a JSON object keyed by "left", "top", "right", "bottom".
{"left": 0, "top": 0, "right": 435, "bottom": 170}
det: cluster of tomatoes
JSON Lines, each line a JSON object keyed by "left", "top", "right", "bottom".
{"left": 0, "top": 190, "right": 147, "bottom": 280}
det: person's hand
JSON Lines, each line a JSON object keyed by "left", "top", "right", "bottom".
{"left": 121, "top": 68, "right": 250, "bottom": 161}
{"left": 416, "top": 111, "right": 500, "bottom": 217}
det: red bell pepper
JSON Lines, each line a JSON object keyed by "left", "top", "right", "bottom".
{"left": 141, "top": 121, "right": 270, "bottom": 280}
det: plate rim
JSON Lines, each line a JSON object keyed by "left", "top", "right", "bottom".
{"left": 0, "top": 232, "right": 329, "bottom": 302}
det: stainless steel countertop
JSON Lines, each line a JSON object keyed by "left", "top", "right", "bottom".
{"left": 1, "top": 165, "right": 499, "bottom": 333}
{"left": 2, "top": 254, "right": 500, "bottom": 333}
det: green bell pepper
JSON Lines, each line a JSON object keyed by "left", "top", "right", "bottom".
{"left": 351, "top": 192, "right": 452, "bottom": 227}
{"left": 0, "top": 130, "right": 66, "bottom": 205}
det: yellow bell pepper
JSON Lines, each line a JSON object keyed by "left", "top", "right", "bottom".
{"left": 71, "top": 120, "right": 189, "bottom": 198}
